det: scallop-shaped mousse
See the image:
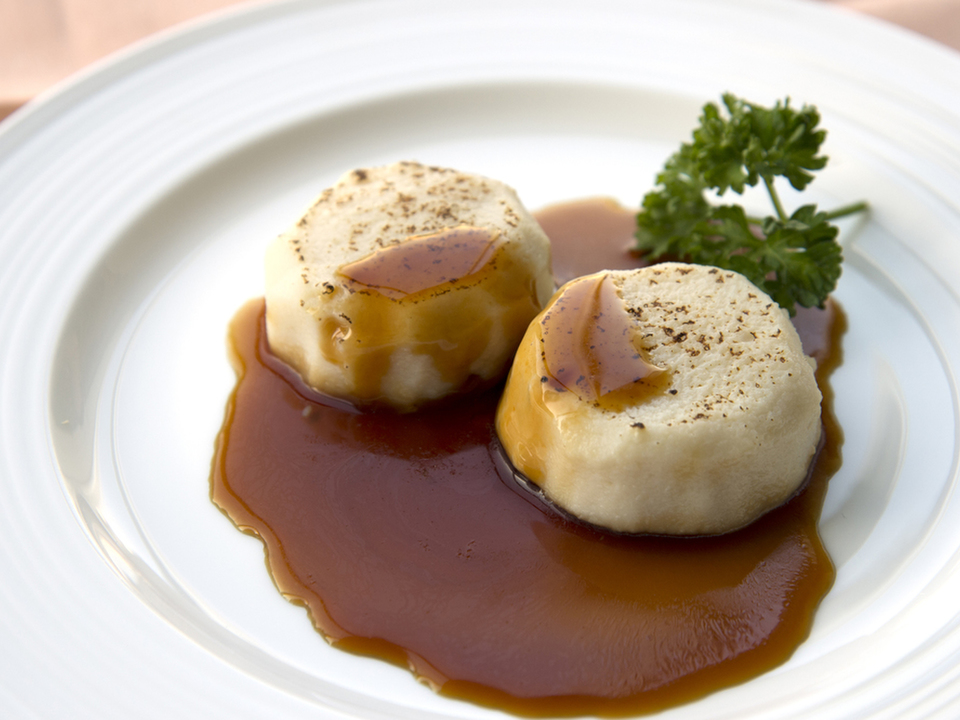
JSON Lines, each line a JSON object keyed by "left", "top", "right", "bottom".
{"left": 496, "top": 264, "right": 823, "bottom": 536}
{"left": 265, "top": 161, "right": 554, "bottom": 412}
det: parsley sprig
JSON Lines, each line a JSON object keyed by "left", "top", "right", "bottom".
{"left": 635, "top": 93, "right": 867, "bottom": 315}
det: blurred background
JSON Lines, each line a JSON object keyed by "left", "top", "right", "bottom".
{"left": 2, "top": 0, "right": 960, "bottom": 123}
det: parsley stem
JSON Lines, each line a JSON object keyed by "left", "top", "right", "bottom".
{"left": 747, "top": 200, "right": 869, "bottom": 227}
{"left": 763, "top": 176, "right": 789, "bottom": 221}
{"left": 823, "top": 201, "right": 869, "bottom": 220}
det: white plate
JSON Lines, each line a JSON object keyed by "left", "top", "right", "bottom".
{"left": 3, "top": 0, "right": 960, "bottom": 717}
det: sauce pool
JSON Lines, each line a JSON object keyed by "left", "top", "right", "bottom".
{"left": 211, "top": 197, "right": 843, "bottom": 716}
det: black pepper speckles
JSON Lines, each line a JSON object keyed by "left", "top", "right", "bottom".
{"left": 600, "top": 263, "right": 814, "bottom": 431}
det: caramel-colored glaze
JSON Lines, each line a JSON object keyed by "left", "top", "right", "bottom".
{"left": 337, "top": 226, "right": 501, "bottom": 300}
{"left": 318, "top": 226, "right": 539, "bottom": 403}
{"left": 211, "top": 198, "right": 842, "bottom": 717}
{"left": 539, "top": 272, "right": 664, "bottom": 408}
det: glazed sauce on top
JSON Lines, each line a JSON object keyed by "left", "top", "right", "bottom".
{"left": 211, "top": 197, "right": 842, "bottom": 717}
{"left": 539, "top": 271, "right": 663, "bottom": 408}
{"left": 315, "top": 225, "right": 539, "bottom": 406}
{"left": 337, "top": 226, "right": 502, "bottom": 300}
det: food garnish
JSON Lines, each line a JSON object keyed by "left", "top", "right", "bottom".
{"left": 635, "top": 93, "right": 867, "bottom": 314}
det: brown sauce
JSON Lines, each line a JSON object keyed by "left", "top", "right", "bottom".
{"left": 211, "top": 197, "right": 843, "bottom": 717}
{"left": 539, "top": 272, "right": 664, "bottom": 408}
{"left": 536, "top": 197, "right": 647, "bottom": 285}
{"left": 337, "top": 225, "right": 502, "bottom": 300}
{"left": 312, "top": 225, "right": 540, "bottom": 407}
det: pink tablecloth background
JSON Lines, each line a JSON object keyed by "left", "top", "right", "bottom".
{"left": 3, "top": 0, "right": 960, "bottom": 123}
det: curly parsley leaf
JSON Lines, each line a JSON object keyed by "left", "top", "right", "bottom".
{"left": 635, "top": 93, "right": 866, "bottom": 315}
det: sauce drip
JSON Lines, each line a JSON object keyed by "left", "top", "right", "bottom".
{"left": 315, "top": 225, "right": 540, "bottom": 406}
{"left": 337, "top": 225, "right": 501, "bottom": 300}
{"left": 539, "top": 272, "right": 663, "bottom": 407}
{"left": 211, "top": 198, "right": 843, "bottom": 717}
